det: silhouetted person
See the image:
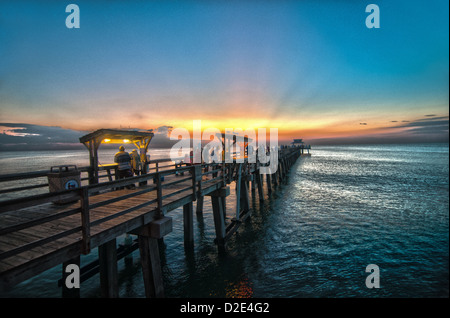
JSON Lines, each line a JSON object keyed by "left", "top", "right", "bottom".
{"left": 130, "top": 149, "right": 141, "bottom": 176}
{"left": 114, "top": 145, "right": 134, "bottom": 189}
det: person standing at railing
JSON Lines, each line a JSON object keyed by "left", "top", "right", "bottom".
{"left": 114, "top": 146, "right": 134, "bottom": 189}
{"left": 185, "top": 150, "right": 193, "bottom": 166}
{"left": 130, "top": 149, "right": 141, "bottom": 176}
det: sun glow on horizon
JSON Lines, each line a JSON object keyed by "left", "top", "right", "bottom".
{"left": 0, "top": 1, "right": 447, "bottom": 146}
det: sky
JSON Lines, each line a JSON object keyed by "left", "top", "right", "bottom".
{"left": 0, "top": 0, "right": 448, "bottom": 148}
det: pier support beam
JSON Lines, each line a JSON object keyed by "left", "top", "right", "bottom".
{"left": 266, "top": 173, "right": 272, "bottom": 194}
{"left": 239, "top": 177, "right": 250, "bottom": 218}
{"left": 235, "top": 164, "right": 242, "bottom": 221}
{"left": 196, "top": 195, "right": 204, "bottom": 216}
{"left": 255, "top": 171, "right": 264, "bottom": 202}
{"left": 183, "top": 202, "right": 194, "bottom": 248}
{"left": 138, "top": 235, "right": 164, "bottom": 298}
{"left": 279, "top": 164, "right": 282, "bottom": 182}
{"left": 250, "top": 173, "right": 256, "bottom": 198}
{"left": 212, "top": 196, "right": 226, "bottom": 249}
{"left": 221, "top": 196, "right": 227, "bottom": 220}
{"left": 207, "top": 186, "right": 230, "bottom": 250}
{"left": 132, "top": 218, "right": 172, "bottom": 298}
{"left": 98, "top": 239, "right": 118, "bottom": 298}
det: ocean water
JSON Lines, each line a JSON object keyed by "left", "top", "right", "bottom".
{"left": 0, "top": 147, "right": 171, "bottom": 175}
{"left": 0, "top": 144, "right": 448, "bottom": 298}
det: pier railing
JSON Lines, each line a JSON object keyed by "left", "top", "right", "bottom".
{"left": 0, "top": 158, "right": 186, "bottom": 201}
{"left": 0, "top": 161, "right": 229, "bottom": 260}
{"left": 0, "top": 147, "right": 304, "bottom": 293}
{"left": 0, "top": 148, "right": 304, "bottom": 200}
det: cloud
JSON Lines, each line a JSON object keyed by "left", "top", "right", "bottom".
{"left": 0, "top": 123, "right": 87, "bottom": 150}
{"left": 388, "top": 115, "right": 449, "bottom": 139}
{"left": 414, "top": 116, "right": 449, "bottom": 123}
{"left": 308, "top": 115, "right": 449, "bottom": 145}
{"left": 400, "top": 118, "right": 448, "bottom": 128}
{"left": 359, "top": 123, "right": 367, "bottom": 125}
{"left": 0, "top": 123, "right": 182, "bottom": 150}
{"left": 0, "top": 126, "right": 42, "bottom": 137}
{"left": 155, "top": 126, "right": 173, "bottom": 136}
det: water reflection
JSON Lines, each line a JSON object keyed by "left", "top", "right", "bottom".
{"left": 225, "top": 275, "right": 253, "bottom": 298}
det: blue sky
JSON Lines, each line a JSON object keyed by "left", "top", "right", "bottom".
{"left": 0, "top": 0, "right": 448, "bottom": 145}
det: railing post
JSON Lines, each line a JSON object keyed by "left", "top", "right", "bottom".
{"left": 80, "top": 187, "right": 90, "bottom": 254}
{"left": 222, "top": 162, "right": 226, "bottom": 187}
{"left": 196, "top": 165, "right": 203, "bottom": 197}
{"left": 191, "top": 166, "right": 197, "bottom": 201}
{"left": 155, "top": 172, "right": 163, "bottom": 218}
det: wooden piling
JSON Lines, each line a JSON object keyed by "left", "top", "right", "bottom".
{"left": 183, "top": 202, "right": 194, "bottom": 248}
{"left": 98, "top": 239, "right": 118, "bottom": 298}
{"left": 235, "top": 164, "right": 242, "bottom": 221}
{"left": 250, "top": 172, "right": 256, "bottom": 198}
{"left": 266, "top": 173, "right": 272, "bottom": 194}
{"left": 211, "top": 196, "right": 226, "bottom": 249}
{"left": 131, "top": 217, "right": 172, "bottom": 298}
{"left": 273, "top": 166, "right": 278, "bottom": 187}
{"left": 207, "top": 187, "right": 229, "bottom": 250}
{"left": 221, "top": 196, "right": 227, "bottom": 220}
{"left": 137, "top": 234, "right": 164, "bottom": 298}
{"left": 239, "top": 177, "right": 250, "bottom": 216}
{"left": 196, "top": 195, "right": 204, "bottom": 215}
{"left": 279, "top": 160, "right": 284, "bottom": 183}
{"left": 255, "top": 171, "right": 264, "bottom": 201}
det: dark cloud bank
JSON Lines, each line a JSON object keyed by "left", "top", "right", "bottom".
{"left": 0, "top": 123, "right": 177, "bottom": 151}
{"left": 309, "top": 116, "right": 449, "bottom": 145}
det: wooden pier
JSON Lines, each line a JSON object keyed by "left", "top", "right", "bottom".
{"left": 0, "top": 147, "right": 303, "bottom": 297}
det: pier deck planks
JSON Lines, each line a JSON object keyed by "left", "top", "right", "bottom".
{"left": 0, "top": 173, "right": 223, "bottom": 288}
{"left": 0, "top": 148, "right": 302, "bottom": 291}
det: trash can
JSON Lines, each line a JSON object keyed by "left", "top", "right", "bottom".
{"left": 48, "top": 165, "right": 81, "bottom": 204}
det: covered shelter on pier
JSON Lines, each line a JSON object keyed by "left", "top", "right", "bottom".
{"left": 79, "top": 129, "right": 154, "bottom": 184}
{"left": 291, "top": 139, "right": 304, "bottom": 147}
{"left": 291, "top": 138, "right": 311, "bottom": 154}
